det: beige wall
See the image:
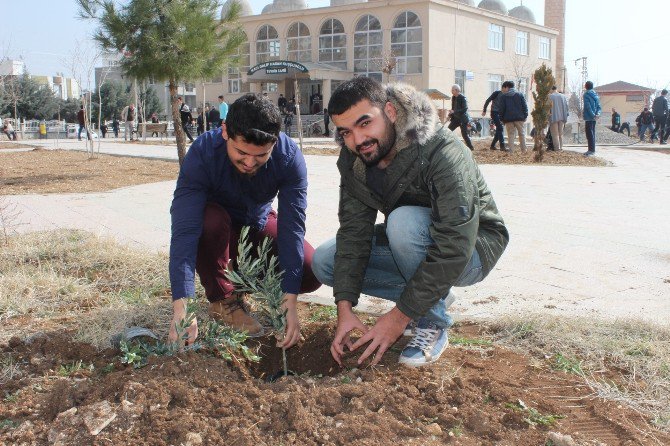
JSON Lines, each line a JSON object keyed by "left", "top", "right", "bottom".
{"left": 197, "top": 0, "right": 558, "bottom": 114}
{"left": 598, "top": 93, "right": 652, "bottom": 124}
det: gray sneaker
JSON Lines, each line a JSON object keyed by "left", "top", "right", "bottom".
{"left": 399, "top": 319, "right": 449, "bottom": 367}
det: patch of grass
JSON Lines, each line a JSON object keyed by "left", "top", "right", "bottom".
{"left": 551, "top": 353, "right": 583, "bottom": 375}
{"left": 449, "top": 423, "right": 463, "bottom": 437}
{"left": 0, "top": 356, "right": 21, "bottom": 383}
{"left": 450, "top": 335, "right": 493, "bottom": 347}
{"left": 505, "top": 400, "right": 564, "bottom": 427}
{"left": 0, "top": 419, "right": 18, "bottom": 430}
{"left": 3, "top": 391, "right": 20, "bottom": 403}
{"left": 492, "top": 315, "right": 670, "bottom": 432}
{"left": 307, "top": 304, "right": 337, "bottom": 322}
{"left": 57, "top": 360, "right": 93, "bottom": 377}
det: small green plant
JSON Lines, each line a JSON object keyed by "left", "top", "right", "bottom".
{"left": 57, "top": 360, "right": 93, "bottom": 377}
{"left": 3, "top": 391, "right": 19, "bottom": 403}
{"left": 552, "top": 353, "right": 583, "bottom": 375}
{"left": 449, "top": 423, "right": 463, "bottom": 437}
{"left": 341, "top": 375, "right": 352, "bottom": 384}
{"left": 100, "top": 363, "right": 115, "bottom": 374}
{"left": 505, "top": 400, "right": 564, "bottom": 427}
{"left": 226, "top": 227, "right": 290, "bottom": 377}
{"left": 117, "top": 298, "right": 259, "bottom": 368}
{"left": 308, "top": 304, "right": 337, "bottom": 322}
{"left": 0, "top": 419, "right": 18, "bottom": 430}
{"left": 450, "top": 335, "right": 492, "bottom": 347}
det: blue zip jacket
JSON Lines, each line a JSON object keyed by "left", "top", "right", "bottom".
{"left": 582, "top": 89, "right": 601, "bottom": 121}
{"left": 169, "top": 128, "right": 308, "bottom": 300}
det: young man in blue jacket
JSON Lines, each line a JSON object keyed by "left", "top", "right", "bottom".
{"left": 582, "top": 81, "right": 602, "bottom": 156}
{"left": 168, "top": 93, "right": 321, "bottom": 347}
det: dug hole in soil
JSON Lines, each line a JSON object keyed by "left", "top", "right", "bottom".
{"left": 1, "top": 313, "right": 667, "bottom": 446}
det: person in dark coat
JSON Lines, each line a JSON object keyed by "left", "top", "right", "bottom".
{"left": 178, "top": 97, "right": 194, "bottom": 142}
{"left": 482, "top": 90, "right": 505, "bottom": 150}
{"left": 497, "top": 81, "right": 529, "bottom": 152}
{"left": 77, "top": 105, "right": 90, "bottom": 140}
{"left": 208, "top": 105, "right": 221, "bottom": 130}
{"left": 447, "top": 84, "right": 474, "bottom": 150}
{"left": 323, "top": 108, "right": 330, "bottom": 137}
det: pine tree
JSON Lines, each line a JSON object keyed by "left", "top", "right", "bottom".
{"left": 531, "top": 64, "right": 556, "bottom": 162}
{"left": 77, "top": 0, "right": 245, "bottom": 164}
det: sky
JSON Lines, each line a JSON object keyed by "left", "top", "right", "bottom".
{"left": 1, "top": 0, "right": 668, "bottom": 90}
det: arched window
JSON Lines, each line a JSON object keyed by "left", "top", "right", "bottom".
{"left": 256, "top": 25, "right": 280, "bottom": 63}
{"left": 228, "top": 34, "right": 250, "bottom": 94}
{"left": 354, "top": 15, "right": 382, "bottom": 81}
{"left": 319, "top": 19, "right": 346, "bottom": 69}
{"left": 391, "top": 12, "right": 422, "bottom": 74}
{"left": 287, "top": 22, "right": 311, "bottom": 62}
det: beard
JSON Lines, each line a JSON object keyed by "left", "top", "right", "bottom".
{"left": 355, "top": 116, "right": 397, "bottom": 167}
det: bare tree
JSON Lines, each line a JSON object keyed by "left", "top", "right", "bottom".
{"left": 66, "top": 40, "right": 101, "bottom": 157}
{"left": 96, "top": 60, "right": 113, "bottom": 154}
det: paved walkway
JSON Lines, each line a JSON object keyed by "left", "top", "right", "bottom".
{"left": 3, "top": 138, "right": 670, "bottom": 324}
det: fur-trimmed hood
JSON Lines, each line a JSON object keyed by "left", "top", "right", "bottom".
{"left": 334, "top": 82, "right": 439, "bottom": 154}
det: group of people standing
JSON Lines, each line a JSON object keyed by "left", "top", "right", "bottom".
{"left": 634, "top": 89, "right": 668, "bottom": 144}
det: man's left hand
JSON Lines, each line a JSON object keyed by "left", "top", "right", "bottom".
{"left": 350, "top": 307, "right": 411, "bottom": 366}
{"left": 277, "top": 293, "right": 301, "bottom": 350}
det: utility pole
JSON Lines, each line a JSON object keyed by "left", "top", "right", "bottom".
{"left": 574, "top": 57, "right": 588, "bottom": 118}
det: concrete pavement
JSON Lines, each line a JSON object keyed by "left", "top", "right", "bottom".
{"left": 3, "top": 138, "right": 669, "bottom": 324}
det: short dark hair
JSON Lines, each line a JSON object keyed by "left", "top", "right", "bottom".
{"left": 585, "top": 81, "right": 594, "bottom": 90}
{"left": 218, "top": 95, "right": 224, "bottom": 99}
{"left": 662, "top": 89, "right": 668, "bottom": 95}
{"left": 328, "top": 76, "right": 387, "bottom": 116}
{"left": 226, "top": 93, "right": 281, "bottom": 145}
{"left": 502, "top": 80, "right": 515, "bottom": 89}
{"left": 552, "top": 86, "right": 558, "bottom": 91}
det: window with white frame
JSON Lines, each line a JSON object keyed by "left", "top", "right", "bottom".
{"left": 539, "top": 36, "right": 551, "bottom": 59}
{"left": 488, "top": 74, "right": 503, "bottom": 95}
{"left": 228, "top": 39, "right": 250, "bottom": 94}
{"left": 515, "top": 31, "right": 529, "bottom": 56}
{"left": 319, "top": 19, "right": 347, "bottom": 69}
{"left": 488, "top": 24, "right": 504, "bottom": 51}
{"left": 256, "top": 25, "right": 280, "bottom": 63}
{"left": 354, "top": 14, "right": 383, "bottom": 82}
{"left": 391, "top": 11, "right": 422, "bottom": 75}
{"left": 287, "top": 22, "right": 311, "bottom": 62}
{"left": 264, "top": 83, "right": 278, "bottom": 93}
{"left": 455, "top": 70, "right": 466, "bottom": 94}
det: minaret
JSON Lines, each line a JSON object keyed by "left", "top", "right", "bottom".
{"left": 544, "top": 0, "right": 566, "bottom": 90}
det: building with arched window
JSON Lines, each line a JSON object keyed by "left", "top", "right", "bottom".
{"left": 198, "top": 0, "right": 563, "bottom": 116}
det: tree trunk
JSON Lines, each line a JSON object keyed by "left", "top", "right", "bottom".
{"left": 533, "top": 130, "right": 545, "bottom": 162}
{"left": 170, "top": 80, "right": 186, "bottom": 164}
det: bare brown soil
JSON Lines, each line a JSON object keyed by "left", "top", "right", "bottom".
{"left": 1, "top": 306, "right": 667, "bottom": 446}
{"left": 470, "top": 140, "right": 608, "bottom": 166}
{"left": 0, "top": 149, "right": 178, "bottom": 195}
{"left": 0, "top": 142, "right": 37, "bottom": 150}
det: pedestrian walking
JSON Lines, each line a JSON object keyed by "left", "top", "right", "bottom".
{"left": 497, "top": 81, "right": 529, "bottom": 152}
{"left": 651, "top": 89, "right": 668, "bottom": 144}
{"left": 77, "top": 105, "right": 90, "bottom": 140}
{"left": 482, "top": 90, "right": 505, "bottom": 150}
{"left": 178, "top": 97, "right": 194, "bottom": 142}
{"left": 112, "top": 117, "right": 120, "bottom": 138}
{"left": 611, "top": 108, "right": 621, "bottom": 132}
{"left": 121, "top": 103, "right": 136, "bottom": 141}
{"left": 447, "top": 84, "right": 474, "bottom": 150}
{"left": 284, "top": 112, "right": 293, "bottom": 136}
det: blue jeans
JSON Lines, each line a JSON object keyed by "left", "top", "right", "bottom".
{"left": 312, "top": 206, "right": 484, "bottom": 329}
{"left": 585, "top": 120, "right": 596, "bottom": 151}
{"left": 77, "top": 124, "right": 89, "bottom": 140}
{"left": 639, "top": 123, "right": 654, "bottom": 141}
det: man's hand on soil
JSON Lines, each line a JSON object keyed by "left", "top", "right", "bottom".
{"left": 168, "top": 298, "right": 198, "bottom": 346}
{"left": 278, "top": 293, "right": 301, "bottom": 350}
{"left": 350, "top": 307, "right": 411, "bottom": 367}
{"left": 331, "top": 301, "right": 368, "bottom": 366}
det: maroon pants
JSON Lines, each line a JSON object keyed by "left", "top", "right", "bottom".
{"left": 196, "top": 202, "right": 321, "bottom": 302}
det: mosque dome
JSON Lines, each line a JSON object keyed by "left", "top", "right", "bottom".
{"left": 261, "top": 0, "right": 307, "bottom": 13}
{"left": 221, "top": 0, "right": 254, "bottom": 18}
{"left": 509, "top": 5, "right": 536, "bottom": 23}
{"left": 453, "top": 0, "right": 475, "bottom": 6}
{"left": 330, "top": 0, "right": 367, "bottom": 6}
{"left": 477, "top": 0, "right": 508, "bottom": 15}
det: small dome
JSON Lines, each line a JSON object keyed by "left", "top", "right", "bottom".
{"left": 262, "top": 0, "right": 307, "bottom": 13}
{"left": 221, "top": 0, "right": 253, "bottom": 18}
{"left": 453, "top": 0, "right": 475, "bottom": 5}
{"left": 477, "top": 0, "right": 508, "bottom": 15}
{"left": 330, "top": 0, "right": 366, "bottom": 6}
{"left": 509, "top": 5, "right": 536, "bottom": 23}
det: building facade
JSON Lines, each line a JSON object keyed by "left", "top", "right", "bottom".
{"left": 595, "top": 81, "right": 656, "bottom": 126}
{"left": 197, "top": 0, "right": 561, "bottom": 117}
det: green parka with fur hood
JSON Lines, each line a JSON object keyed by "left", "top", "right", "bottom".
{"left": 333, "top": 83, "right": 509, "bottom": 319}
